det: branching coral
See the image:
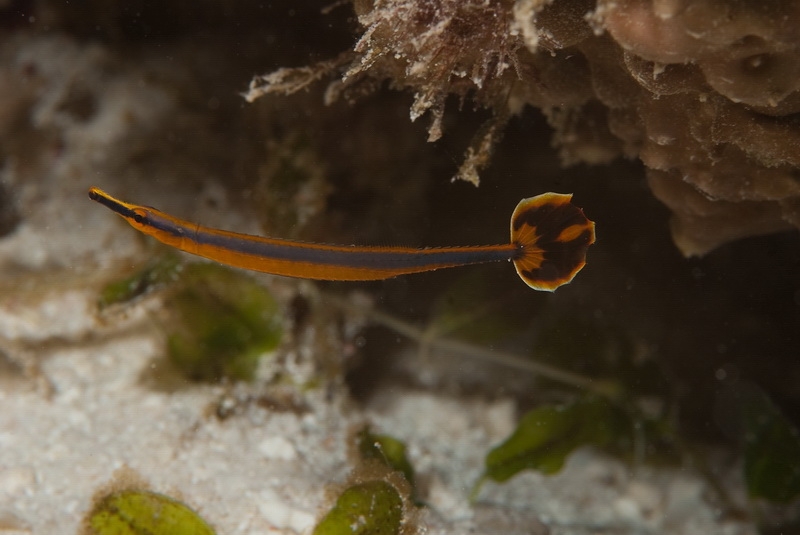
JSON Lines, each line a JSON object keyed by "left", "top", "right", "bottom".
{"left": 247, "top": 0, "right": 527, "bottom": 185}
{"left": 247, "top": 0, "right": 800, "bottom": 254}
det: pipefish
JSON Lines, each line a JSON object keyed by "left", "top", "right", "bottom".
{"left": 88, "top": 187, "right": 595, "bottom": 291}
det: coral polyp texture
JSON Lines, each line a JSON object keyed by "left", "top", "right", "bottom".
{"left": 590, "top": 0, "right": 800, "bottom": 255}
{"left": 248, "top": 0, "right": 800, "bottom": 255}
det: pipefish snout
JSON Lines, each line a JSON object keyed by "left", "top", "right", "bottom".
{"left": 88, "top": 187, "right": 595, "bottom": 291}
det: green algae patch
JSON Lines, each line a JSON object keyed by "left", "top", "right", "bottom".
{"left": 97, "top": 256, "right": 283, "bottom": 383}
{"left": 739, "top": 385, "right": 800, "bottom": 503}
{"left": 85, "top": 489, "right": 216, "bottom": 535}
{"left": 357, "top": 427, "right": 415, "bottom": 489}
{"left": 99, "top": 252, "right": 183, "bottom": 308}
{"left": 313, "top": 481, "right": 403, "bottom": 535}
{"left": 477, "top": 396, "right": 628, "bottom": 493}
{"left": 165, "top": 263, "right": 283, "bottom": 382}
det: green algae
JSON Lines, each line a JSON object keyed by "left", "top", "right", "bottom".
{"left": 357, "top": 427, "right": 415, "bottom": 489}
{"left": 99, "top": 255, "right": 283, "bottom": 383}
{"left": 313, "top": 481, "right": 403, "bottom": 535}
{"left": 740, "top": 385, "right": 800, "bottom": 503}
{"left": 165, "top": 263, "right": 283, "bottom": 382}
{"left": 476, "top": 396, "right": 628, "bottom": 495}
{"left": 98, "top": 252, "right": 182, "bottom": 308}
{"left": 85, "top": 489, "right": 215, "bottom": 535}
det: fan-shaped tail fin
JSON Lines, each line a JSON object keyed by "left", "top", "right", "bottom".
{"left": 510, "top": 192, "right": 595, "bottom": 291}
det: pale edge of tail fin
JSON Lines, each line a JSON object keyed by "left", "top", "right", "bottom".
{"left": 510, "top": 192, "right": 596, "bottom": 291}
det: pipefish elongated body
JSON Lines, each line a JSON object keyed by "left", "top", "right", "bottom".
{"left": 88, "top": 187, "right": 595, "bottom": 291}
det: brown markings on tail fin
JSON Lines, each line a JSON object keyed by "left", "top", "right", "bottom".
{"left": 510, "top": 192, "right": 595, "bottom": 291}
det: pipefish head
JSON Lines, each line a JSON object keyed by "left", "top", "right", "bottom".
{"left": 88, "top": 187, "right": 154, "bottom": 233}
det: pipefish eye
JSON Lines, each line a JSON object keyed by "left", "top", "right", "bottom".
{"left": 131, "top": 208, "right": 147, "bottom": 225}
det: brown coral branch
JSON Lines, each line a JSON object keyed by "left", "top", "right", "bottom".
{"left": 243, "top": 53, "right": 353, "bottom": 103}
